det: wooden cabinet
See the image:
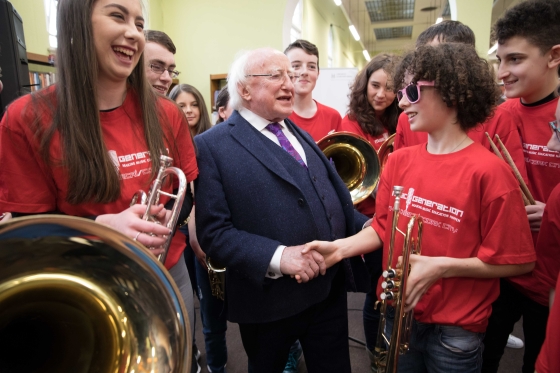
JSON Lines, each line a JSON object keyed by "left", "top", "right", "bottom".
{"left": 210, "top": 73, "right": 227, "bottom": 109}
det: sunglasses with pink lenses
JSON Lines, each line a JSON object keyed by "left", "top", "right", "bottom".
{"left": 397, "top": 81, "right": 435, "bottom": 104}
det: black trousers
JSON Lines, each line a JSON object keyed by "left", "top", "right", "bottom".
{"left": 481, "top": 278, "right": 549, "bottom": 373}
{"left": 239, "top": 268, "right": 351, "bottom": 373}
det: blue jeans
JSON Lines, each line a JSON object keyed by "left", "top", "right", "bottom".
{"left": 385, "top": 308, "right": 484, "bottom": 373}
{"left": 195, "top": 259, "right": 228, "bottom": 373}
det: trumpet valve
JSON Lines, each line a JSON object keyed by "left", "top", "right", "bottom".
{"left": 383, "top": 268, "right": 398, "bottom": 279}
{"left": 381, "top": 291, "right": 395, "bottom": 300}
{"left": 381, "top": 280, "right": 399, "bottom": 290}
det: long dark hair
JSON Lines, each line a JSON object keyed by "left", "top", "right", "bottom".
{"left": 169, "top": 84, "right": 212, "bottom": 136}
{"left": 31, "top": 0, "right": 171, "bottom": 205}
{"left": 347, "top": 53, "right": 401, "bottom": 136}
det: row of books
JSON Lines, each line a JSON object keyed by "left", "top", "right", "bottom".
{"left": 29, "top": 71, "right": 57, "bottom": 92}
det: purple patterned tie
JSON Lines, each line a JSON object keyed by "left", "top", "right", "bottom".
{"left": 266, "top": 122, "right": 307, "bottom": 168}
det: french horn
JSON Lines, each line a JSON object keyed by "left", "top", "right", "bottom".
{"left": 317, "top": 131, "right": 395, "bottom": 204}
{"left": 0, "top": 215, "right": 191, "bottom": 373}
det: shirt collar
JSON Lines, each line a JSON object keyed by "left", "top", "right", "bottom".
{"left": 238, "top": 107, "right": 288, "bottom": 132}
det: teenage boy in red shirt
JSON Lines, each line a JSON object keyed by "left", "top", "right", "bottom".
{"left": 481, "top": 1, "right": 560, "bottom": 372}
{"left": 284, "top": 39, "right": 342, "bottom": 142}
{"left": 302, "top": 42, "right": 535, "bottom": 373}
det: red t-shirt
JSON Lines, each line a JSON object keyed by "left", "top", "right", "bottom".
{"left": 393, "top": 106, "right": 528, "bottom": 185}
{"left": 535, "top": 274, "right": 560, "bottom": 373}
{"left": 371, "top": 143, "right": 535, "bottom": 333}
{"left": 288, "top": 100, "right": 341, "bottom": 142}
{"left": 340, "top": 115, "right": 390, "bottom": 218}
{"left": 0, "top": 85, "right": 198, "bottom": 269}
{"left": 533, "top": 184, "right": 560, "bottom": 294}
{"left": 500, "top": 98, "right": 560, "bottom": 305}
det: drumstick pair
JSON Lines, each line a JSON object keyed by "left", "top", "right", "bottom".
{"left": 485, "top": 132, "right": 535, "bottom": 206}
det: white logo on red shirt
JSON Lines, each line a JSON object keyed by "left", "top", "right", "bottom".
{"left": 393, "top": 188, "right": 464, "bottom": 222}
{"left": 107, "top": 150, "right": 153, "bottom": 179}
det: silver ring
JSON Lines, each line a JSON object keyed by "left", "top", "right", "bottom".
{"left": 133, "top": 232, "right": 142, "bottom": 241}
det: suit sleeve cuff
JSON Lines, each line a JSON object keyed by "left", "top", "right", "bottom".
{"left": 265, "top": 245, "right": 286, "bottom": 279}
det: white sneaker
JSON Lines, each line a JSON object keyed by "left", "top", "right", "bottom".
{"left": 506, "top": 334, "right": 524, "bottom": 349}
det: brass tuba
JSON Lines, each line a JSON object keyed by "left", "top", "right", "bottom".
{"left": 0, "top": 215, "right": 191, "bottom": 373}
{"left": 131, "top": 154, "right": 188, "bottom": 264}
{"left": 316, "top": 132, "right": 395, "bottom": 204}
{"left": 374, "top": 185, "right": 423, "bottom": 373}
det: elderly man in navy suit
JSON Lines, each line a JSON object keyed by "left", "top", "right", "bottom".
{"left": 194, "top": 48, "right": 368, "bottom": 373}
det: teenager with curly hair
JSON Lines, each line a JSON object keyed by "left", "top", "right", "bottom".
{"left": 301, "top": 42, "right": 535, "bottom": 373}
{"left": 392, "top": 22, "right": 528, "bottom": 185}
{"left": 482, "top": 1, "right": 560, "bottom": 372}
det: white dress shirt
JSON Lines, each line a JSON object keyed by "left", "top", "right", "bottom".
{"left": 238, "top": 107, "right": 307, "bottom": 279}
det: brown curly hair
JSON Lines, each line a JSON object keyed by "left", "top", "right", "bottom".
{"left": 347, "top": 54, "right": 401, "bottom": 136}
{"left": 394, "top": 43, "right": 500, "bottom": 131}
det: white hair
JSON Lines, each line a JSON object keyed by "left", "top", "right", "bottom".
{"left": 227, "top": 50, "right": 251, "bottom": 111}
{"left": 227, "top": 48, "right": 281, "bottom": 111}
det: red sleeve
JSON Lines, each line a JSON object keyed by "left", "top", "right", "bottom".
{"left": 333, "top": 110, "right": 342, "bottom": 133}
{"left": 0, "top": 96, "right": 57, "bottom": 212}
{"left": 490, "top": 109, "right": 529, "bottom": 186}
{"left": 534, "top": 186, "right": 560, "bottom": 290}
{"left": 340, "top": 115, "right": 365, "bottom": 137}
{"left": 371, "top": 153, "right": 396, "bottom": 240}
{"left": 393, "top": 112, "right": 407, "bottom": 151}
{"left": 477, "top": 188, "right": 535, "bottom": 265}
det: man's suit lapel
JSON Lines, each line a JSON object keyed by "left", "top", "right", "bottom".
{"left": 229, "top": 113, "right": 300, "bottom": 190}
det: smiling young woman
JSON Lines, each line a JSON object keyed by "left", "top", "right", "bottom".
{"left": 0, "top": 0, "right": 198, "bottom": 269}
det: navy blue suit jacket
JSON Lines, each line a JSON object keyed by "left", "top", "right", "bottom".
{"left": 194, "top": 110, "right": 368, "bottom": 323}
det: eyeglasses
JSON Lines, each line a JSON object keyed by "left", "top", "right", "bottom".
{"left": 550, "top": 120, "right": 560, "bottom": 142}
{"left": 245, "top": 71, "right": 300, "bottom": 84}
{"left": 397, "top": 81, "right": 435, "bottom": 104}
{"left": 149, "top": 64, "right": 180, "bottom": 79}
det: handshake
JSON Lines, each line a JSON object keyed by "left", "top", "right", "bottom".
{"left": 279, "top": 241, "right": 342, "bottom": 283}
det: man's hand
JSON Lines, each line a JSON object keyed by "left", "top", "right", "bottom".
{"left": 279, "top": 245, "right": 327, "bottom": 283}
{"left": 526, "top": 201, "right": 545, "bottom": 231}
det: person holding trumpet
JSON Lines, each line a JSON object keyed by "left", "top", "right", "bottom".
{"left": 0, "top": 0, "right": 197, "bottom": 275}
{"left": 302, "top": 43, "right": 535, "bottom": 373}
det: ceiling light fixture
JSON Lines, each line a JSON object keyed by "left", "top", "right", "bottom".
{"left": 363, "top": 49, "right": 371, "bottom": 61}
{"left": 334, "top": 0, "right": 342, "bottom": 5}
{"left": 436, "top": 17, "right": 443, "bottom": 24}
{"left": 349, "top": 25, "right": 360, "bottom": 41}
{"left": 488, "top": 43, "right": 498, "bottom": 55}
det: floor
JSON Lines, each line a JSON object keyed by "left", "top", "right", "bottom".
{"left": 192, "top": 292, "right": 525, "bottom": 373}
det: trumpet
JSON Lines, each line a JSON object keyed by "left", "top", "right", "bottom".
{"left": 374, "top": 185, "right": 423, "bottom": 373}
{"left": 131, "top": 154, "right": 188, "bottom": 263}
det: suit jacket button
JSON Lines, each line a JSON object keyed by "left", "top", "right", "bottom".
{"left": 298, "top": 198, "right": 304, "bottom": 206}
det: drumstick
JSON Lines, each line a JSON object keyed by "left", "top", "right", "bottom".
{"left": 485, "top": 132, "right": 535, "bottom": 205}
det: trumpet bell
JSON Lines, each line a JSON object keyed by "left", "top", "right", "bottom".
{"left": 0, "top": 215, "right": 190, "bottom": 373}
{"left": 317, "top": 131, "right": 381, "bottom": 204}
